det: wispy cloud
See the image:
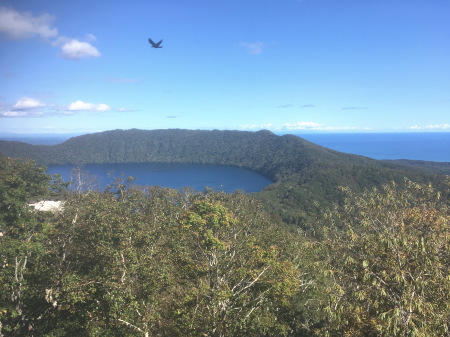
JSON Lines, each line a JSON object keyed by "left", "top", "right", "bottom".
{"left": 0, "top": 98, "right": 134, "bottom": 118}
{"left": 240, "top": 123, "right": 274, "bottom": 130}
{"left": 409, "top": 124, "right": 450, "bottom": 130}
{"left": 12, "top": 97, "right": 45, "bottom": 110}
{"left": 116, "top": 107, "right": 137, "bottom": 113}
{"left": 341, "top": 106, "right": 369, "bottom": 110}
{"left": 0, "top": 6, "right": 58, "bottom": 39}
{"left": 240, "top": 121, "right": 366, "bottom": 131}
{"left": 283, "top": 121, "right": 323, "bottom": 130}
{"left": 278, "top": 104, "right": 315, "bottom": 109}
{"left": 0, "top": 97, "right": 45, "bottom": 118}
{"left": 278, "top": 104, "right": 293, "bottom": 108}
{"left": 85, "top": 33, "right": 97, "bottom": 43}
{"left": 240, "top": 41, "right": 265, "bottom": 55}
{"left": 0, "top": 6, "right": 100, "bottom": 60}
{"left": 0, "top": 110, "right": 44, "bottom": 118}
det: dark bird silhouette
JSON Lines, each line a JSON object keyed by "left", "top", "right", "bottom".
{"left": 148, "top": 38, "right": 163, "bottom": 48}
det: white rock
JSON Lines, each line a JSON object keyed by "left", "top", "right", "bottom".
{"left": 29, "top": 200, "right": 64, "bottom": 212}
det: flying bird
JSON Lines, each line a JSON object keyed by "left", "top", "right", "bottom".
{"left": 148, "top": 38, "right": 163, "bottom": 48}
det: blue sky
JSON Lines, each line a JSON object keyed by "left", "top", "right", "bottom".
{"left": 1, "top": 0, "right": 449, "bottom": 134}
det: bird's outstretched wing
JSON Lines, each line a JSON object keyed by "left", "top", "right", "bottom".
{"left": 148, "top": 38, "right": 163, "bottom": 48}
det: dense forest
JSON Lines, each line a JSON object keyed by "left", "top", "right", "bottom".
{"left": 1, "top": 129, "right": 449, "bottom": 224}
{"left": 1, "top": 130, "right": 450, "bottom": 336}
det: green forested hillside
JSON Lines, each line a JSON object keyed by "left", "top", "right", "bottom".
{"left": 385, "top": 159, "right": 450, "bottom": 175}
{"left": 1, "top": 129, "right": 364, "bottom": 180}
{"left": 0, "top": 129, "right": 422, "bottom": 174}
{"left": 1, "top": 153, "right": 449, "bottom": 336}
{"left": 0, "top": 129, "right": 448, "bottom": 224}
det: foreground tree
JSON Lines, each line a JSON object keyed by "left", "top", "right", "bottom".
{"left": 12, "top": 154, "right": 450, "bottom": 335}
{"left": 0, "top": 155, "right": 53, "bottom": 235}
{"left": 175, "top": 198, "right": 301, "bottom": 337}
{"left": 317, "top": 180, "right": 450, "bottom": 336}
{"left": 0, "top": 155, "right": 63, "bottom": 336}
{"left": 33, "top": 178, "right": 305, "bottom": 336}
{"left": 41, "top": 182, "right": 188, "bottom": 336}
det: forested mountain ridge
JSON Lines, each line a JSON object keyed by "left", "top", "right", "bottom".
{"left": 0, "top": 128, "right": 375, "bottom": 180}
{"left": 1, "top": 128, "right": 448, "bottom": 223}
{"left": 1, "top": 128, "right": 446, "bottom": 175}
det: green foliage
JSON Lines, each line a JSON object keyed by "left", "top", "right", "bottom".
{"left": 0, "top": 154, "right": 51, "bottom": 233}
{"left": 387, "top": 159, "right": 450, "bottom": 175}
{"left": 176, "top": 199, "right": 302, "bottom": 337}
{"left": 1, "top": 164, "right": 304, "bottom": 336}
{"left": 1, "top": 129, "right": 448, "bottom": 224}
{"left": 182, "top": 200, "right": 237, "bottom": 250}
{"left": 316, "top": 180, "right": 450, "bottom": 336}
{"left": 0, "top": 155, "right": 65, "bottom": 335}
{"left": 1, "top": 148, "right": 449, "bottom": 336}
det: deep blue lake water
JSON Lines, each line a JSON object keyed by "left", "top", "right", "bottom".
{"left": 46, "top": 163, "right": 273, "bottom": 193}
{"left": 3, "top": 132, "right": 449, "bottom": 192}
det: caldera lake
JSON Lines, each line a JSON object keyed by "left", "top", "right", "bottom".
{"left": 46, "top": 162, "right": 273, "bottom": 193}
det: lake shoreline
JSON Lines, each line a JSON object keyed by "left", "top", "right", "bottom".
{"left": 46, "top": 162, "right": 273, "bottom": 193}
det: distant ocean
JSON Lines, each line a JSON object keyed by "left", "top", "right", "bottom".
{"left": 1, "top": 132, "right": 449, "bottom": 162}
{"left": 0, "top": 134, "right": 76, "bottom": 145}
{"left": 294, "top": 133, "right": 450, "bottom": 162}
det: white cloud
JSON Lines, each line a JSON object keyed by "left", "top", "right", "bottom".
{"left": 0, "top": 98, "right": 121, "bottom": 118}
{"left": 12, "top": 97, "right": 45, "bottom": 110}
{"left": 68, "top": 100, "right": 111, "bottom": 112}
{"left": 240, "top": 121, "right": 365, "bottom": 131}
{"left": 0, "top": 97, "right": 45, "bottom": 118}
{"left": 0, "top": 110, "right": 44, "bottom": 117}
{"left": 427, "top": 124, "right": 450, "bottom": 129}
{"left": 116, "top": 107, "right": 137, "bottom": 112}
{"left": 0, "top": 6, "right": 58, "bottom": 39}
{"left": 239, "top": 123, "right": 274, "bottom": 130}
{"left": 0, "top": 6, "right": 100, "bottom": 60}
{"left": 240, "top": 41, "right": 265, "bottom": 55}
{"left": 409, "top": 124, "right": 450, "bottom": 130}
{"left": 54, "top": 37, "right": 101, "bottom": 59}
{"left": 284, "top": 121, "right": 323, "bottom": 130}
{"left": 281, "top": 121, "right": 366, "bottom": 131}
